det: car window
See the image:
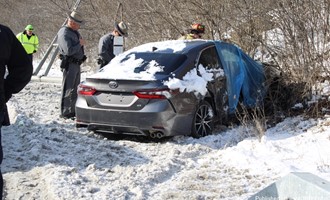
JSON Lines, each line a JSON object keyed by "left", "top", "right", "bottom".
{"left": 219, "top": 48, "right": 240, "bottom": 62}
{"left": 198, "top": 46, "right": 222, "bottom": 70}
{"left": 217, "top": 44, "right": 241, "bottom": 73}
{"left": 122, "top": 52, "right": 187, "bottom": 75}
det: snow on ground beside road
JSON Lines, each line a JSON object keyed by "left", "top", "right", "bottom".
{"left": 1, "top": 81, "right": 330, "bottom": 200}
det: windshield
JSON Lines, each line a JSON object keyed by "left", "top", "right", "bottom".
{"left": 120, "top": 52, "right": 187, "bottom": 75}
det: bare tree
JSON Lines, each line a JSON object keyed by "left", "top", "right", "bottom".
{"left": 1, "top": 0, "right": 328, "bottom": 91}
{"left": 264, "top": 0, "right": 330, "bottom": 83}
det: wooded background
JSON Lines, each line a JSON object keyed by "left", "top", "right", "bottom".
{"left": 0, "top": 0, "right": 329, "bottom": 84}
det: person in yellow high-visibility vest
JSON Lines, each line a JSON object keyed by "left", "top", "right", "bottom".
{"left": 16, "top": 24, "right": 39, "bottom": 64}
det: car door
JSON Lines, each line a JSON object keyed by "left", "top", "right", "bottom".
{"left": 197, "top": 45, "right": 227, "bottom": 122}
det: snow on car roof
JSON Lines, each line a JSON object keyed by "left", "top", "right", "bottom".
{"left": 88, "top": 39, "right": 215, "bottom": 97}
{"left": 89, "top": 39, "right": 210, "bottom": 81}
{"left": 129, "top": 39, "right": 210, "bottom": 53}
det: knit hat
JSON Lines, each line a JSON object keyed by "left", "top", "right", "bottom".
{"left": 115, "top": 21, "right": 128, "bottom": 37}
{"left": 25, "top": 24, "right": 34, "bottom": 31}
{"left": 68, "top": 11, "right": 84, "bottom": 25}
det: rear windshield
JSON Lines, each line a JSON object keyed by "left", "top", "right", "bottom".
{"left": 121, "top": 52, "right": 187, "bottom": 75}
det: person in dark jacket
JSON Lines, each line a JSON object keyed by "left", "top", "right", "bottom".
{"left": 97, "top": 21, "right": 128, "bottom": 69}
{"left": 0, "top": 24, "right": 33, "bottom": 199}
{"left": 57, "top": 11, "right": 86, "bottom": 119}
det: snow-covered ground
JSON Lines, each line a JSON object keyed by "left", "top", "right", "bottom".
{"left": 2, "top": 41, "right": 330, "bottom": 199}
{"left": 2, "top": 80, "right": 330, "bottom": 199}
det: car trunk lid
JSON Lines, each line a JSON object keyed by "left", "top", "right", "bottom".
{"left": 78, "top": 78, "right": 172, "bottom": 110}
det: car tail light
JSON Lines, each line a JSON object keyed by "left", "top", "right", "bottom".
{"left": 78, "top": 84, "right": 96, "bottom": 96}
{"left": 133, "top": 89, "right": 177, "bottom": 99}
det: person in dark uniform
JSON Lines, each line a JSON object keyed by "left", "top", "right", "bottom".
{"left": 0, "top": 24, "right": 33, "bottom": 199}
{"left": 57, "top": 11, "right": 86, "bottom": 119}
{"left": 97, "top": 21, "right": 128, "bottom": 69}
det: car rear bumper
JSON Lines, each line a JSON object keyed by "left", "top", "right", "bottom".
{"left": 75, "top": 99, "right": 193, "bottom": 137}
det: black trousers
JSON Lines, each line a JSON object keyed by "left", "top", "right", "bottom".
{"left": 61, "top": 63, "right": 81, "bottom": 117}
{"left": 27, "top": 54, "right": 33, "bottom": 65}
{"left": 0, "top": 111, "right": 4, "bottom": 199}
{"left": 98, "top": 60, "right": 109, "bottom": 70}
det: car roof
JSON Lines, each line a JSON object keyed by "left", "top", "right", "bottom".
{"left": 175, "top": 40, "right": 215, "bottom": 53}
{"left": 126, "top": 39, "right": 216, "bottom": 55}
{"left": 89, "top": 40, "right": 229, "bottom": 80}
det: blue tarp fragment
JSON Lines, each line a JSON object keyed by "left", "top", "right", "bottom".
{"left": 215, "top": 41, "right": 265, "bottom": 114}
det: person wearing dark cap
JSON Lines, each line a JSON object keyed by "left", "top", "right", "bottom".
{"left": 0, "top": 24, "right": 33, "bottom": 199}
{"left": 16, "top": 24, "right": 39, "bottom": 64}
{"left": 97, "top": 21, "right": 128, "bottom": 69}
{"left": 57, "top": 11, "right": 87, "bottom": 119}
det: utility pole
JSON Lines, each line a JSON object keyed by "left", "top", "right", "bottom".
{"left": 33, "top": 0, "right": 82, "bottom": 77}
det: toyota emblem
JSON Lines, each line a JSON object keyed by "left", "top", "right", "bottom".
{"left": 109, "top": 81, "right": 118, "bottom": 89}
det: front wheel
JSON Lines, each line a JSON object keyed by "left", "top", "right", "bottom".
{"left": 191, "top": 101, "right": 215, "bottom": 138}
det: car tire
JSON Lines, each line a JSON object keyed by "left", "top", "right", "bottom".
{"left": 191, "top": 101, "right": 215, "bottom": 138}
{"left": 75, "top": 123, "right": 87, "bottom": 128}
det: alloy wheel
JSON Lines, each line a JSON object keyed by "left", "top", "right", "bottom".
{"left": 191, "top": 101, "right": 214, "bottom": 138}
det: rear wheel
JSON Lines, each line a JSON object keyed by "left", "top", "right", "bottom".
{"left": 191, "top": 101, "right": 215, "bottom": 138}
{"left": 75, "top": 123, "right": 87, "bottom": 128}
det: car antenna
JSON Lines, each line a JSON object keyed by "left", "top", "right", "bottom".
{"left": 152, "top": 47, "right": 158, "bottom": 52}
